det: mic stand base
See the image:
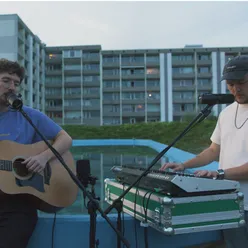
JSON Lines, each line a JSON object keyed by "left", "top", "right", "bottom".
{"left": 87, "top": 193, "right": 99, "bottom": 248}
{"left": 114, "top": 199, "right": 123, "bottom": 248}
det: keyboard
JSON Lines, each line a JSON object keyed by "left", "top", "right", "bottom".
{"left": 111, "top": 165, "right": 240, "bottom": 197}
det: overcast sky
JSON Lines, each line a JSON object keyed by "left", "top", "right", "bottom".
{"left": 0, "top": 1, "right": 247, "bottom": 50}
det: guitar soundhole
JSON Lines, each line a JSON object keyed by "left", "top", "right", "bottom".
{"left": 13, "top": 158, "right": 32, "bottom": 178}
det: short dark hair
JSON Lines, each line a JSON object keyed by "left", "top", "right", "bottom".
{"left": 0, "top": 58, "right": 25, "bottom": 82}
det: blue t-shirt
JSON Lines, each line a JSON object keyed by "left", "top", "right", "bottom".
{"left": 0, "top": 106, "right": 62, "bottom": 144}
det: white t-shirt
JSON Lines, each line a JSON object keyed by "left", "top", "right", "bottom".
{"left": 211, "top": 101, "right": 248, "bottom": 210}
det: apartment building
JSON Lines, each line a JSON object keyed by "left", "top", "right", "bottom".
{"left": 87, "top": 47, "right": 248, "bottom": 125}
{"left": 45, "top": 46, "right": 101, "bottom": 125}
{"left": 0, "top": 14, "right": 46, "bottom": 111}
{"left": 1, "top": 14, "right": 248, "bottom": 126}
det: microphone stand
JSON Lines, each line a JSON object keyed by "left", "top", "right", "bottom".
{"left": 104, "top": 104, "right": 214, "bottom": 221}
{"left": 10, "top": 99, "right": 130, "bottom": 248}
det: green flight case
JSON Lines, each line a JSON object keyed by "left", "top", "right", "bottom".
{"left": 104, "top": 178, "right": 245, "bottom": 235}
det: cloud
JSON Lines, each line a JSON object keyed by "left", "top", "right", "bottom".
{"left": 70, "top": 16, "right": 109, "bottom": 33}
{"left": 0, "top": 1, "right": 248, "bottom": 49}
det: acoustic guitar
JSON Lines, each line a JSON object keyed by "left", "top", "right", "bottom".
{"left": 0, "top": 140, "right": 78, "bottom": 213}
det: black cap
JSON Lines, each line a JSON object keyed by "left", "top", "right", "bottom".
{"left": 221, "top": 55, "right": 248, "bottom": 81}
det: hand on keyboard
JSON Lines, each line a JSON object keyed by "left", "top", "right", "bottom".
{"left": 194, "top": 170, "right": 218, "bottom": 178}
{"left": 160, "top": 162, "right": 185, "bottom": 172}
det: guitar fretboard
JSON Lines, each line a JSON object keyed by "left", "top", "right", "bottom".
{"left": 0, "top": 160, "right": 12, "bottom": 171}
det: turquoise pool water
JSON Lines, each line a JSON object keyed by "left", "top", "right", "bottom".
{"left": 57, "top": 146, "right": 167, "bottom": 215}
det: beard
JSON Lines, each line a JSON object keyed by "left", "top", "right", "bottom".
{"left": 235, "top": 96, "right": 248, "bottom": 104}
{"left": 0, "top": 92, "right": 10, "bottom": 107}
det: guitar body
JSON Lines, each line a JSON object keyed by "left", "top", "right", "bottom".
{"left": 0, "top": 140, "right": 78, "bottom": 213}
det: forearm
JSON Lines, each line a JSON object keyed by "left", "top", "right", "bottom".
{"left": 224, "top": 164, "right": 248, "bottom": 180}
{"left": 40, "top": 130, "right": 72, "bottom": 161}
{"left": 183, "top": 148, "right": 219, "bottom": 169}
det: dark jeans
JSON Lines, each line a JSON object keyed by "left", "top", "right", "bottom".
{"left": 0, "top": 194, "right": 38, "bottom": 248}
{"left": 223, "top": 211, "right": 248, "bottom": 248}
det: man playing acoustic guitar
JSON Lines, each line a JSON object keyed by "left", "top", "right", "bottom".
{"left": 0, "top": 58, "right": 73, "bottom": 248}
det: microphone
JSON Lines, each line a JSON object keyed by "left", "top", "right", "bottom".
{"left": 198, "top": 93, "right": 235, "bottom": 105}
{"left": 6, "top": 93, "right": 23, "bottom": 110}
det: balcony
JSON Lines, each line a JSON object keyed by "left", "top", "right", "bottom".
{"left": 103, "top": 99, "right": 120, "bottom": 104}
{"left": 122, "top": 87, "right": 146, "bottom": 92}
{"left": 46, "top": 70, "right": 62, "bottom": 76}
{"left": 197, "top": 59, "right": 212, "bottom": 66}
{"left": 197, "top": 72, "right": 212, "bottom": 78}
{"left": 173, "top": 98, "right": 196, "bottom": 104}
{"left": 172, "top": 59, "right": 195, "bottom": 66}
{"left": 64, "top": 118, "right": 82, "bottom": 124}
{"left": 82, "top": 54, "right": 100, "bottom": 63}
{"left": 102, "top": 87, "right": 120, "bottom": 93}
{"left": 102, "top": 112, "right": 120, "bottom": 117}
{"left": 64, "top": 106, "right": 81, "bottom": 111}
{"left": 122, "top": 99, "right": 145, "bottom": 104}
{"left": 46, "top": 94, "right": 62, "bottom": 99}
{"left": 46, "top": 55, "right": 62, "bottom": 63}
{"left": 122, "top": 111, "right": 145, "bottom": 117}
{"left": 102, "top": 74, "right": 120, "bottom": 80}
{"left": 146, "top": 73, "right": 160, "bottom": 79}
{"left": 83, "top": 105, "right": 100, "bottom": 111}
{"left": 83, "top": 68, "right": 100, "bottom": 75}
{"left": 122, "top": 74, "right": 145, "bottom": 80}
{"left": 103, "top": 61, "right": 119, "bottom": 68}
{"left": 83, "top": 93, "right": 100, "bottom": 99}
{"left": 64, "top": 94, "right": 82, "bottom": 99}
{"left": 146, "top": 60, "right": 159, "bottom": 67}
{"left": 121, "top": 61, "right": 144, "bottom": 67}
{"left": 173, "top": 110, "right": 195, "bottom": 116}
{"left": 64, "top": 82, "right": 81, "bottom": 87}
{"left": 45, "top": 82, "right": 62, "bottom": 88}
{"left": 46, "top": 106, "right": 63, "bottom": 111}
{"left": 172, "top": 73, "right": 195, "bottom": 79}
{"left": 173, "top": 86, "right": 196, "bottom": 91}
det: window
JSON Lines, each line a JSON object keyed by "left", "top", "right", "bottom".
{"left": 146, "top": 55, "right": 159, "bottom": 62}
{"left": 173, "top": 92, "right": 194, "bottom": 100}
{"left": 147, "top": 92, "right": 160, "bottom": 100}
{"left": 122, "top": 105, "right": 133, "bottom": 112}
{"left": 147, "top": 104, "right": 160, "bottom": 112}
{"left": 65, "top": 88, "right": 81, "bottom": 95}
{"left": 49, "top": 54, "right": 56, "bottom": 60}
{"left": 198, "top": 79, "right": 210, "bottom": 85}
{"left": 198, "top": 67, "right": 210, "bottom": 73}
{"left": 172, "top": 55, "right": 193, "bottom": 61}
{"left": 103, "top": 93, "right": 119, "bottom": 100}
{"left": 135, "top": 104, "right": 145, "bottom": 112}
{"left": 63, "top": 50, "right": 81, "bottom": 58}
{"left": 103, "top": 81, "right": 119, "bottom": 88}
{"left": 103, "top": 105, "right": 119, "bottom": 112}
{"left": 146, "top": 68, "right": 159, "bottom": 74}
{"left": 173, "top": 80, "right": 193, "bottom": 86}
{"left": 122, "top": 81, "right": 144, "bottom": 88}
{"left": 172, "top": 67, "right": 194, "bottom": 74}
{"left": 103, "top": 56, "right": 119, "bottom": 63}
{"left": 198, "top": 54, "right": 210, "bottom": 60}
{"left": 147, "top": 80, "right": 159, "bottom": 87}
{"left": 65, "top": 111, "right": 81, "bottom": 119}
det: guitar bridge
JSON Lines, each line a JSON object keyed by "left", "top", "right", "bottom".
{"left": 44, "top": 163, "right": 51, "bottom": 185}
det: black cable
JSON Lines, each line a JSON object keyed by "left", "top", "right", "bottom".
{"left": 51, "top": 212, "right": 57, "bottom": 248}
{"left": 133, "top": 183, "right": 140, "bottom": 248}
{"left": 122, "top": 184, "right": 125, "bottom": 248}
{"left": 142, "top": 191, "right": 153, "bottom": 248}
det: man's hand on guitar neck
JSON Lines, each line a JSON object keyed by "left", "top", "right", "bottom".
{"left": 22, "top": 153, "right": 49, "bottom": 173}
